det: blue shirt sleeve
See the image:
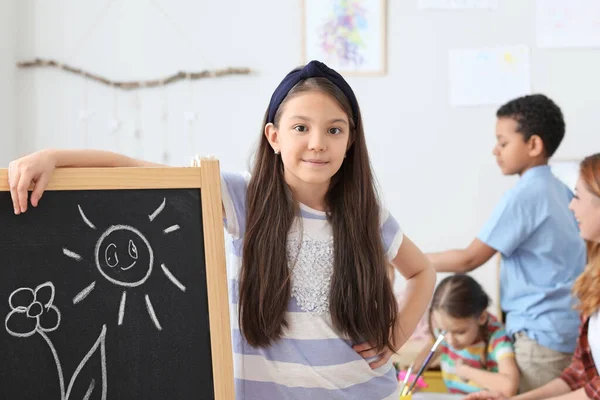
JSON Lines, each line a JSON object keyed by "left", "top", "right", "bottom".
{"left": 477, "top": 188, "right": 543, "bottom": 257}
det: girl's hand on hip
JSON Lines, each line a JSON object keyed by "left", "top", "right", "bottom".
{"left": 352, "top": 342, "right": 395, "bottom": 369}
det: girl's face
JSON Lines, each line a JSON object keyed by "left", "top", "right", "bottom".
{"left": 432, "top": 310, "right": 487, "bottom": 350}
{"left": 265, "top": 90, "right": 350, "bottom": 199}
{"left": 569, "top": 176, "right": 600, "bottom": 242}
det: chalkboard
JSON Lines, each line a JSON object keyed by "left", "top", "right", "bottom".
{"left": 0, "top": 162, "right": 234, "bottom": 400}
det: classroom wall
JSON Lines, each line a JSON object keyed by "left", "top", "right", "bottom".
{"left": 0, "top": 0, "right": 17, "bottom": 165}
{"left": 13, "top": 0, "right": 600, "bottom": 307}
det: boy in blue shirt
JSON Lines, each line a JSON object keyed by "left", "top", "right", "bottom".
{"left": 427, "top": 94, "right": 586, "bottom": 392}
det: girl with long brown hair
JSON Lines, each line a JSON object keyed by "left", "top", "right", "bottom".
{"left": 7, "top": 60, "right": 436, "bottom": 399}
{"left": 467, "top": 153, "right": 600, "bottom": 400}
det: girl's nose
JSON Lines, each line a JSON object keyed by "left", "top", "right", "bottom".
{"left": 308, "top": 132, "right": 326, "bottom": 152}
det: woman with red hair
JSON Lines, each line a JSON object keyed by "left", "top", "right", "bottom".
{"left": 467, "top": 153, "right": 600, "bottom": 400}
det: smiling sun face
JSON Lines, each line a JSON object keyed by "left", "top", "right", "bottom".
{"left": 63, "top": 200, "right": 186, "bottom": 331}
{"left": 95, "top": 225, "right": 153, "bottom": 287}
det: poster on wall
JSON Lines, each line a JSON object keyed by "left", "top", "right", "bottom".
{"left": 418, "top": 0, "right": 498, "bottom": 10}
{"left": 448, "top": 45, "right": 531, "bottom": 107}
{"left": 536, "top": 0, "right": 600, "bottom": 48}
{"left": 302, "top": 0, "right": 387, "bottom": 75}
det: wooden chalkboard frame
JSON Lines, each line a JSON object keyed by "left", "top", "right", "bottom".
{"left": 0, "top": 159, "right": 234, "bottom": 400}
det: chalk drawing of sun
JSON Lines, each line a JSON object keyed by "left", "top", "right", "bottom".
{"left": 62, "top": 198, "right": 186, "bottom": 331}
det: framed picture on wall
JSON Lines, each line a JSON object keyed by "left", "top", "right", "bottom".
{"left": 301, "top": 0, "right": 387, "bottom": 75}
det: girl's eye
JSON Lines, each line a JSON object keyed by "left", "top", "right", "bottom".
{"left": 294, "top": 125, "right": 307, "bottom": 132}
{"left": 500, "top": 143, "right": 507, "bottom": 148}
{"left": 328, "top": 127, "right": 341, "bottom": 135}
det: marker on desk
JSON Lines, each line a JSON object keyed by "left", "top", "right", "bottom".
{"left": 405, "top": 330, "right": 446, "bottom": 395}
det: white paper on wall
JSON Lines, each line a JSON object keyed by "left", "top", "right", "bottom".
{"left": 536, "top": 0, "right": 600, "bottom": 48}
{"left": 449, "top": 46, "right": 531, "bottom": 107}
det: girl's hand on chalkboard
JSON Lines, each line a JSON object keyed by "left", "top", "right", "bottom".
{"left": 8, "top": 149, "right": 57, "bottom": 214}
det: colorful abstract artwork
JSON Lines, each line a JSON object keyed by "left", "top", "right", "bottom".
{"left": 302, "top": 0, "right": 386, "bottom": 75}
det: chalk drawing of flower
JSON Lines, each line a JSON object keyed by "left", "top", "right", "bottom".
{"left": 5, "top": 282, "right": 61, "bottom": 337}
{"left": 5, "top": 281, "right": 107, "bottom": 400}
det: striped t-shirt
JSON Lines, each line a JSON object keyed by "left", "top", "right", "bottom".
{"left": 438, "top": 315, "right": 515, "bottom": 394}
{"left": 221, "top": 172, "right": 404, "bottom": 400}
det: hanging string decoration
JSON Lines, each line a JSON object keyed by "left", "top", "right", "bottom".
{"left": 16, "top": 59, "right": 252, "bottom": 90}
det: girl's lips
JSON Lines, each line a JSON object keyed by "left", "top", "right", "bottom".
{"left": 302, "top": 159, "right": 328, "bottom": 165}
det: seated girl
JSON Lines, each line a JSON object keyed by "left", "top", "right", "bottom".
{"left": 412, "top": 274, "right": 519, "bottom": 396}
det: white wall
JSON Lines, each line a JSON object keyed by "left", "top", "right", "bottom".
{"left": 0, "top": 0, "right": 17, "bottom": 165}
{"left": 15, "top": 0, "right": 600, "bottom": 307}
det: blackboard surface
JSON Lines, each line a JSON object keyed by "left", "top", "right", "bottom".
{"left": 0, "top": 188, "right": 215, "bottom": 400}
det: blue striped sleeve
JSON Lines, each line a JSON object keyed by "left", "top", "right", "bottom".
{"left": 380, "top": 208, "right": 403, "bottom": 261}
{"left": 221, "top": 172, "right": 250, "bottom": 238}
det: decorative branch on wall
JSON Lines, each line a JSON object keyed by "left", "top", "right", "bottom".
{"left": 16, "top": 58, "right": 252, "bottom": 90}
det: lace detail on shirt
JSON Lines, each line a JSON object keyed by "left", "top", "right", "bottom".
{"left": 287, "top": 234, "right": 334, "bottom": 315}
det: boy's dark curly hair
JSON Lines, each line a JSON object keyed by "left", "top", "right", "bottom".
{"left": 496, "top": 94, "right": 565, "bottom": 157}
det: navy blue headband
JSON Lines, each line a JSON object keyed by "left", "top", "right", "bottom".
{"left": 267, "top": 60, "right": 359, "bottom": 125}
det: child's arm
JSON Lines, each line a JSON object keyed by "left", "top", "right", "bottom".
{"left": 465, "top": 379, "right": 577, "bottom": 400}
{"left": 427, "top": 238, "right": 497, "bottom": 273}
{"left": 513, "top": 381, "right": 583, "bottom": 400}
{"left": 45, "top": 148, "right": 163, "bottom": 168}
{"left": 457, "top": 356, "right": 519, "bottom": 397}
{"left": 8, "top": 149, "right": 165, "bottom": 214}
{"left": 353, "top": 236, "right": 435, "bottom": 369}
{"left": 390, "top": 236, "right": 437, "bottom": 349}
